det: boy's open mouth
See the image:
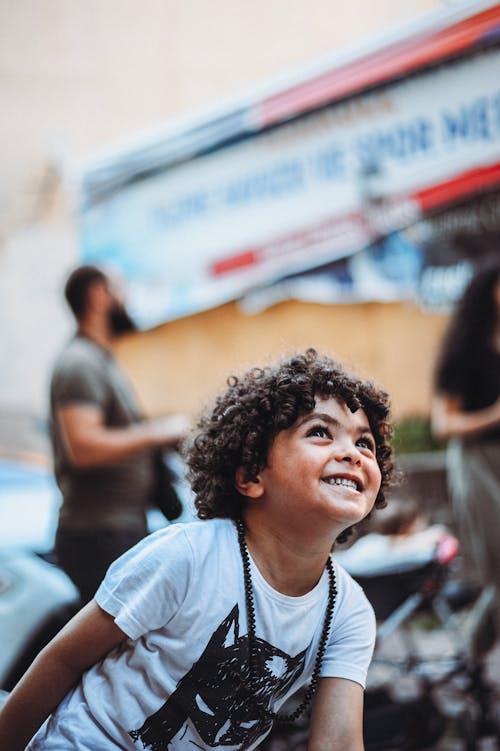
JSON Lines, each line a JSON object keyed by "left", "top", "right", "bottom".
{"left": 321, "top": 476, "right": 361, "bottom": 491}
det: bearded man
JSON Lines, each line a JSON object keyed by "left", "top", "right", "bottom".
{"left": 50, "top": 265, "right": 189, "bottom": 603}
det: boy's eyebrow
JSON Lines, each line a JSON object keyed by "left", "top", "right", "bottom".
{"left": 298, "top": 411, "right": 373, "bottom": 434}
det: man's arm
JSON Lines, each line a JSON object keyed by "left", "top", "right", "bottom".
{"left": 308, "top": 677, "right": 365, "bottom": 751}
{"left": 57, "top": 404, "right": 190, "bottom": 467}
{"left": 431, "top": 393, "right": 500, "bottom": 440}
{"left": 0, "top": 601, "right": 127, "bottom": 751}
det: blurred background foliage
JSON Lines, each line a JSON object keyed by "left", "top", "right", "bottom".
{"left": 393, "top": 415, "right": 445, "bottom": 455}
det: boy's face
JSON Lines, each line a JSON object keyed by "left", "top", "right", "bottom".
{"left": 251, "top": 396, "right": 381, "bottom": 533}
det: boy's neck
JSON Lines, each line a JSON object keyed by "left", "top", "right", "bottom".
{"left": 241, "top": 513, "right": 334, "bottom": 597}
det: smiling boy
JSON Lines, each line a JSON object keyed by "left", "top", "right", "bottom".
{"left": 0, "top": 349, "right": 393, "bottom": 751}
{"left": 242, "top": 397, "right": 382, "bottom": 551}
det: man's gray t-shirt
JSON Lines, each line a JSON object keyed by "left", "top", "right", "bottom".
{"left": 50, "top": 335, "right": 155, "bottom": 532}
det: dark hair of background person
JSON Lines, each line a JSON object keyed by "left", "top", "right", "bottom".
{"left": 64, "top": 265, "right": 107, "bottom": 318}
{"left": 434, "top": 259, "right": 500, "bottom": 392}
{"left": 185, "top": 348, "right": 393, "bottom": 543}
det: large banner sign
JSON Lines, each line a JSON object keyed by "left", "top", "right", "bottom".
{"left": 240, "top": 189, "right": 500, "bottom": 315}
{"left": 80, "top": 46, "right": 500, "bottom": 327}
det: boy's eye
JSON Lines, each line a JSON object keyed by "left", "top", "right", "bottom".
{"left": 307, "top": 425, "right": 331, "bottom": 439}
{"left": 357, "top": 436, "right": 375, "bottom": 452}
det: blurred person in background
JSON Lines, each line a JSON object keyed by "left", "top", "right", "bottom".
{"left": 50, "top": 264, "right": 190, "bottom": 604}
{"left": 431, "top": 260, "right": 500, "bottom": 658}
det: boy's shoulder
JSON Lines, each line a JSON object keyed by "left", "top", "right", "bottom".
{"left": 101, "top": 519, "right": 237, "bottom": 592}
{"left": 332, "top": 556, "right": 374, "bottom": 611}
{"left": 147, "top": 518, "right": 236, "bottom": 555}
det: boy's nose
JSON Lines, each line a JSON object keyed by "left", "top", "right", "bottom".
{"left": 334, "top": 442, "right": 361, "bottom": 464}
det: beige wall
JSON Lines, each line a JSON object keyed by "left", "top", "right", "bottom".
{"left": 0, "top": 0, "right": 443, "bottom": 444}
{"left": 117, "top": 299, "right": 448, "bottom": 421}
{"left": 0, "top": 0, "right": 439, "bottom": 199}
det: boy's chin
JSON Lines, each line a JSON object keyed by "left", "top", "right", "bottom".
{"left": 329, "top": 498, "right": 375, "bottom": 525}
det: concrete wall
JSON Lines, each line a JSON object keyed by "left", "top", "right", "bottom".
{"left": 0, "top": 0, "right": 444, "bottom": 453}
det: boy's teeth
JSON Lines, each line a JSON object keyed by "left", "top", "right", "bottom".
{"left": 324, "top": 477, "right": 357, "bottom": 490}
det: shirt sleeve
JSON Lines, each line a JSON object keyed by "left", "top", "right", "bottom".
{"left": 320, "top": 563, "right": 376, "bottom": 689}
{"left": 95, "top": 525, "right": 194, "bottom": 640}
{"left": 52, "top": 352, "right": 108, "bottom": 408}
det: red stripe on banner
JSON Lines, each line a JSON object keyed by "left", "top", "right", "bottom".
{"left": 209, "top": 211, "right": 367, "bottom": 278}
{"left": 210, "top": 164, "right": 500, "bottom": 279}
{"left": 210, "top": 249, "right": 259, "bottom": 276}
{"left": 258, "top": 5, "right": 500, "bottom": 127}
{"left": 413, "top": 163, "right": 500, "bottom": 212}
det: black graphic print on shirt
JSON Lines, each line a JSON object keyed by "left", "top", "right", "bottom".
{"left": 129, "top": 604, "right": 306, "bottom": 750}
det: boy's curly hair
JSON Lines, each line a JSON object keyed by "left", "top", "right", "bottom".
{"left": 185, "top": 349, "right": 393, "bottom": 542}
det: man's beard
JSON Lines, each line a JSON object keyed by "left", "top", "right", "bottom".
{"left": 108, "top": 302, "right": 137, "bottom": 336}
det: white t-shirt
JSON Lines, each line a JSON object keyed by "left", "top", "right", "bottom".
{"left": 28, "top": 519, "right": 375, "bottom": 751}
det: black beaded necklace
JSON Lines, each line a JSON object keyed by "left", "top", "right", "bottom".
{"left": 236, "top": 518, "right": 337, "bottom": 724}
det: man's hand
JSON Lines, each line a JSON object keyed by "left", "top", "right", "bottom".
{"left": 147, "top": 414, "right": 191, "bottom": 449}
{"left": 57, "top": 405, "right": 191, "bottom": 468}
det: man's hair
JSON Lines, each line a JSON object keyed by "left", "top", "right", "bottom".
{"left": 185, "top": 348, "right": 393, "bottom": 542}
{"left": 64, "top": 265, "right": 107, "bottom": 318}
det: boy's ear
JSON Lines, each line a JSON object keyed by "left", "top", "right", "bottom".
{"left": 235, "top": 467, "right": 264, "bottom": 499}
